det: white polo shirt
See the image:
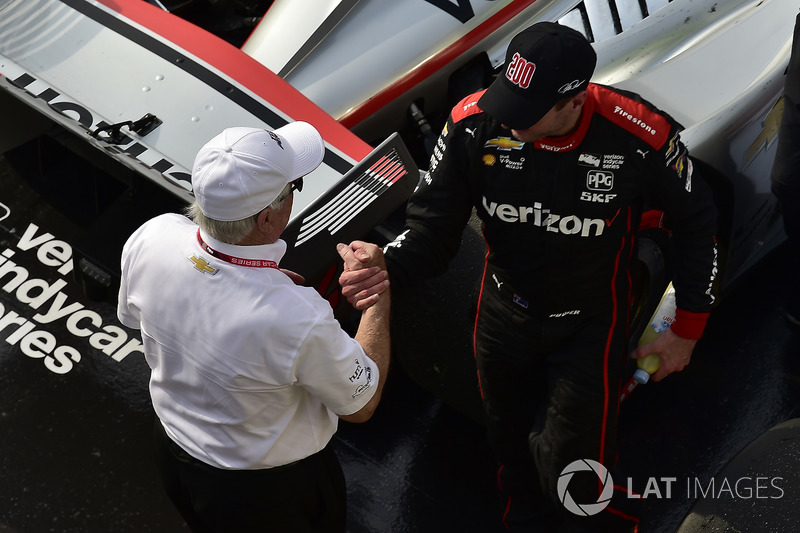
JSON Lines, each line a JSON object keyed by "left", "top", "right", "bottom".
{"left": 117, "top": 214, "right": 377, "bottom": 469}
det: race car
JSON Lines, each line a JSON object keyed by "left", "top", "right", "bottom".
{"left": 0, "top": 0, "right": 794, "bottom": 414}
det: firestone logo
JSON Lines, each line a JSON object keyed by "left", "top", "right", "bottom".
{"left": 613, "top": 105, "right": 658, "bottom": 136}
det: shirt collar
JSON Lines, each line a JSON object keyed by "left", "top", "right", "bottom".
{"left": 198, "top": 229, "right": 287, "bottom": 265}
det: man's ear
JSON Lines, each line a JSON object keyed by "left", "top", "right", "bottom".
{"left": 255, "top": 207, "right": 273, "bottom": 232}
{"left": 571, "top": 90, "right": 588, "bottom": 108}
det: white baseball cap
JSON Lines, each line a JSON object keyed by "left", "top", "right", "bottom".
{"left": 191, "top": 122, "right": 324, "bottom": 221}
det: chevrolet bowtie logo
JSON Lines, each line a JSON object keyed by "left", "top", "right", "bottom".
{"left": 484, "top": 137, "right": 525, "bottom": 151}
{"left": 189, "top": 255, "right": 218, "bottom": 275}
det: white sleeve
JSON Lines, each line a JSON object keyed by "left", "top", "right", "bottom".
{"left": 116, "top": 221, "right": 149, "bottom": 329}
{"left": 293, "top": 312, "right": 379, "bottom": 416}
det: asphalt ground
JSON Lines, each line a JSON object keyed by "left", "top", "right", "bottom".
{"left": 0, "top": 152, "right": 799, "bottom": 533}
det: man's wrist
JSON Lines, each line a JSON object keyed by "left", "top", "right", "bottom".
{"left": 671, "top": 309, "right": 710, "bottom": 339}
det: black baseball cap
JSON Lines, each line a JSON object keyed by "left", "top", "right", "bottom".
{"left": 478, "top": 22, "right": 597, "bottom": 129}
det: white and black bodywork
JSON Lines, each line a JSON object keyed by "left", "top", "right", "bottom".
{"left": 0, "top": 0, "right": 417, "bottom": 295}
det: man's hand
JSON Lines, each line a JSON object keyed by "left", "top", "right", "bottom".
{"left": 337, "top": 241, "right": 389, "bottom": 311}
{"left": 631, "top": 329, "right": 698, "bottom": 382}
{"left": 339, "top": 241, "right": 392, "bottom": 423}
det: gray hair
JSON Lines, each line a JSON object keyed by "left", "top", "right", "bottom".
{"left": 186, "top": 183, "right": 292, "bottom": 244}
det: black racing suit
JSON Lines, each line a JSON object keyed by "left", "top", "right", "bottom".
{"left": 385, "top": 83, "right": 718, "bottom": 531}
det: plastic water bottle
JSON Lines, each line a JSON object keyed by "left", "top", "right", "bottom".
{"left": 634, "top": 282, "right": 677, "bottom": 384}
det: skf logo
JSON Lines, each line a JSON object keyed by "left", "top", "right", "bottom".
{"left": 189, "top": 255, "right": 218, "bottom": 275}
{"left": 578, "top": 153, "right": 601, "bottom": 167}
{"left": 580, "top": 191, "right": 617, "bottom": 204}
{"left": 505, "top": 52, "right": 535, "bottom": 88}
{"left": 587, "top": 170, "right": 614, "bottom": 191}
{"left": 484, "top": 137, "right": 525, "bottom": 151}
{"left": 482, "top": 154, "right": 497, "bottom": 166}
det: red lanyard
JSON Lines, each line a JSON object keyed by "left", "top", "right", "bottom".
{"left": 196, "top": 230, "right": 279, "bottom": 269}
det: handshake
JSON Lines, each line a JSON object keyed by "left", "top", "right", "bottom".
{"left": 336, "top": 241, "right": 390, "bottom": 310}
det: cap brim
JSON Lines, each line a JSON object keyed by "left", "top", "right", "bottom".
{"left": 274, "top": 121, "right": 325, "bottom": 180}
{"left": 478, "top": 79, "right": 558, "bottom": 130}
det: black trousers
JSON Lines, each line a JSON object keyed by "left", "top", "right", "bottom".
{"left": 474, "top": 273, "right": 639, "bottom": 532}
{"left": 153, "top": 419, "right": 347, "bottom": 533}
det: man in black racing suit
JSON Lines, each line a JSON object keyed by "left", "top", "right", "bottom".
{"left": 341, "top": 22, "right": 718, "bottom": 532}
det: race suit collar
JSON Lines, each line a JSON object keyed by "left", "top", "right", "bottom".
{"left": 532, "top": 83, "right": 597, "bottom": 153}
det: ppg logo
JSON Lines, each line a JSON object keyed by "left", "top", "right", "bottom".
{"left": 587, "top": 171, "right": 614, "bottom": 191}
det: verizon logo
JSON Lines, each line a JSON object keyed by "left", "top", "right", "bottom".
{"left": 482, "top": 196, "right": 605, "bottom": 237}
